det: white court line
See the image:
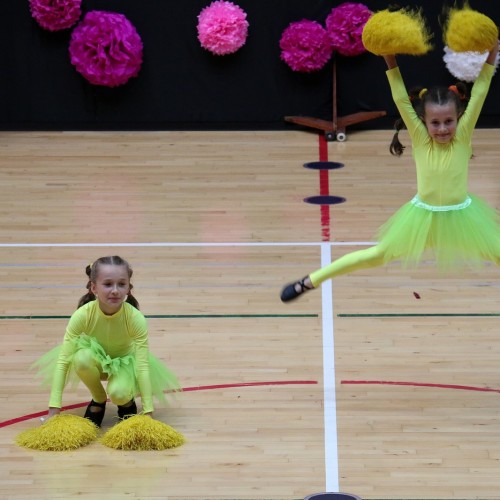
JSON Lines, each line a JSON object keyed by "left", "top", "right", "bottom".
{"left": 320, "top": 243, "right": 339, "bottom": 491}
{"left": 0, "top": 241, "right": 375, "bottom": 248}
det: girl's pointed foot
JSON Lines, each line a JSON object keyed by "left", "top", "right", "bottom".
{"left": 280, "top": 276, "right": 314, "bottom": 302}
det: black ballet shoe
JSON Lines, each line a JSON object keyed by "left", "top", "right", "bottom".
{"left": 280, "top": 276, "right": 314, "bottom": 303}
{"left": 84, "top": 399, "right": 107, "bottom": 427}
{"left": 117, "top": 399, "right": 137, "bottom": 420}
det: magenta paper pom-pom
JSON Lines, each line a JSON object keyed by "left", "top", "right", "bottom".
{"left": 280, "top": 20, "right": 333, "bottom": 72}
{"left": 197, "top": 1, "right": 249, "bottom": 55}
{"left": 326, "top": 2, "right": 372, "bottom": 56}
{"left": 29, "top": 0, "right": 82, "bottom": 31}
{"left": 69, "top": 11, "right": 143, "bottom": 87}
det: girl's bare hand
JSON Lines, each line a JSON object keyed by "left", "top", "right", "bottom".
{"left": 40, "top": 407, "right": 61, "bottom": 423}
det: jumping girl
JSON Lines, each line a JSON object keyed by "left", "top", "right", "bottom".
{"left": 281, "top": 40, "right": 500, "bottom": 302}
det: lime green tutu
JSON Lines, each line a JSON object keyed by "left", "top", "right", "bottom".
{"left": 32, "top": 335, "right": 181, "bottom": 406}
{"left": 376, "top": 194, "right": 500, "bottom": 271}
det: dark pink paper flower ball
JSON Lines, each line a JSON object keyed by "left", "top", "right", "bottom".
{"left": 280, "top": 20, "right": 333, "bottom": 73}
{"left": 69, "top": 11, "right": 143, "bottom": 87}
{"left": 29, "top": 0, "right": 82, "bottom": 31}
{"left": 326, "top": 2, "right": 372, "bottom": 57}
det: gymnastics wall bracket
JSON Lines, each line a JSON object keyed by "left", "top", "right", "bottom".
{"left": 284, "top": 54, "right": 386, "bottom": 142}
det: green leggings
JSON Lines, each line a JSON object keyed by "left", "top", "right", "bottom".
{"left": 309, "top": 244, "right": 390, "bottom": 288}
{"left": 73, "top": 348, "right": 134, "bottom": 406}
{"left": 309, "top": 243, "right": 500, "bottom": 288}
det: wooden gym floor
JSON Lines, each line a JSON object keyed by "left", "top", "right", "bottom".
{"left": 0, "top": 129, "right": 499, "bottom": 500}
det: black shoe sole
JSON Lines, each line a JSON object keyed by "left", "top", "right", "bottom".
{"left": 280, "top": 283, "right": 301, "bottom": 302}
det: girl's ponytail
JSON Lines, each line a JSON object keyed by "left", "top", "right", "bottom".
{"left": 77, "top": 263, "right": 97, "bottom": 308}
{"left": 389, "top": 118, "right": 406, "bottom": 156}
{"left": 125, "top": 284, "right": 140, "bottom": 310}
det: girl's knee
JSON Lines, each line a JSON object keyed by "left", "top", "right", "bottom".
{"left": 107, "top": 382, "right": 134, "bottom": 406}
{"left": 108, "top": 391, "right": 134, "bottom": 407}
{"left": 73, "top": 349, "right": 96, "bottom": 373}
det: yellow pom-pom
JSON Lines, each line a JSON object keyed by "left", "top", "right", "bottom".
{"left": 16, "top": 414, "right": 98, "bottom": 451}
{"left": 444, "top": 7, "right": 498, "bottom": 53}
{"left": 100, "top": 415, "right": 185, "bottom": 451}
{"left": 362, "top": 8, "right": 433, "bottom": 56}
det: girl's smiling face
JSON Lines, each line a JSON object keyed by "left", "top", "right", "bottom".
{"left": 90, "top": 264, "right": 130, "bottom": 315}
{"left": 423, "top": 101, "right": 459, "bottom": 144}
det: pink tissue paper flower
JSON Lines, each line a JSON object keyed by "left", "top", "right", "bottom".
{"left": 326, "top": 2, "right": 371, "bottom": 57}
{"left": 197, "top": 1, "right": 249, "bottom": 55}
{"left": 280, "top": 20, "right": 333, "bottom": 72}
{"left": 29, "top": 0, "right": 82, "bottom": 31}
{"left": 69, "top": 11, "right": 143, "bottom": 87}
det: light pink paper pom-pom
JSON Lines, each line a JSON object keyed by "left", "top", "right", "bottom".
{"left": 280, "top": 20, "right": 333, "bottom": 73}
{"left": 29, "top": 0, "right": 82, "bottom": 31}
{"left": 326, "top": 2, "right": 372, "bottom": 57}
{"left": 197, "top": 1, "right": 249, "bottom": 55}
{"left": 69, "top": 11, "right": 143, "bottom": 87}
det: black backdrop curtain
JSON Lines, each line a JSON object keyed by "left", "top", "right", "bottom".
{"left": 1, "top": 0, "right": 499, "bottom": 130}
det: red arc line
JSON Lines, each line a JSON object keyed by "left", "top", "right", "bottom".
{"left": 0, "top": 380, "right": 317, "bottom": 428}
{"left": 342, "top": 380, "right": 500, "bottom": 393}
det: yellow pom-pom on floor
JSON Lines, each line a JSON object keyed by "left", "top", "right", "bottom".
{"left": 362, "top": 8, "right": 433, "bottom": 56}
{"left": 444, "top": 7, "right": 498, "bottom": 53}
{"left": 16, "top": 414, "right": 99, "bottom": 451}
{"left": 100, "top": 415, "right": 185, "bottom": 451}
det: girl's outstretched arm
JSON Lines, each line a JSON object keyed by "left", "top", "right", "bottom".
{"left": 458, "top": 40, "right": 498, "bottom": 132}
{"left": 486, "top": 39, "right": 499, "bottom": 66}
{"left": 383, "top": 54, "right": 397, "bottom": 70}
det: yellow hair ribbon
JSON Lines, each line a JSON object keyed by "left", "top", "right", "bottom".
{"left": 418, "top": 88, "right": 428, "bottom": 99}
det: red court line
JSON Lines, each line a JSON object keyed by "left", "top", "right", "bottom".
{"left": 318, "top": 133, "right": 331, "bottom": 242}
{"left": 319, "top": 134, "right": 329, "bottom": 196}
{"left": 342, "top": 380, "right": 500, "bottom": 393}
{"left": 0, "top": 380, "right": 318, "bottom": 428}
{"left": 181, "top": 380, "right": 317, "bottom": 392}
{"left": 318, "top": 132, "right": 329, "bottom": 162}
